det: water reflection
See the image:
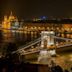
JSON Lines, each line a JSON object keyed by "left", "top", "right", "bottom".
{"left": 0, "top": 30, "right": 72, "bottom": 60}
{"left": 1, "top": 30, "right": 40, "bottom": 46}
{"left": 1, "top": 30, "right": 72, "bottom": 44}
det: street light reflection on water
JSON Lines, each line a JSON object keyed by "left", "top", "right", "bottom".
{"left": 0, "top": 30, "right": 72, "bottom": 70}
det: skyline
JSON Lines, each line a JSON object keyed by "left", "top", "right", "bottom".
{"left": 0, "top": 0, "right": 72, "bottom": 20}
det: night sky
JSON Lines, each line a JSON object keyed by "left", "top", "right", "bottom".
{"left": 0, "top": 0, "right": 72, "bottom": 20}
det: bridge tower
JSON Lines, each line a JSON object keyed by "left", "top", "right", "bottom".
{"left": 41, "top": 31, "right": 55, "bottom": 48}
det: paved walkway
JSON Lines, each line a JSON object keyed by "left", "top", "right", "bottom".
{"left": 31, "top": 52, "right": 72, "bottom": 71}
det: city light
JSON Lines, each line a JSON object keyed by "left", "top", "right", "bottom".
{"left": 0, "top": 12, "right": 72, "bottom": 71}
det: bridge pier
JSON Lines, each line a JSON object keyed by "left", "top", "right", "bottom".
{"left": 41, "top": 31, "right": 55, "bottom": 48}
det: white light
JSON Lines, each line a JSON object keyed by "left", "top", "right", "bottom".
{"left": 40, "top": 50, "right": 48, "bottom": 56}
{"left": 41, "top": 31, "right": 54, "bottom": 34}
{"left": 48, "top": 50, "right": 56, "bottom": 55}
{"left": 47, "top": 42, "right": 54, "bottom": 45}
{"left": 43, "top": 36, "right": 48, "bottom": 38}
{"left": 41, "top": 44, "right": 44, "bottom": 47}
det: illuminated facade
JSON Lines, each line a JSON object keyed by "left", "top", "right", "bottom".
{"left": 2, "top": 12, "right": 19, "bottom": 29}
{"left": 1, "top": 12, "right": 72, "bottom": 34}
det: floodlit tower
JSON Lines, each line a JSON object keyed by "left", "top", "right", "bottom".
{"left": 41, "top": 31, "right": 55, "bottom": 48}
{"left": 9, "top": 11, "right": 15, "bottom": 21}
{"left": 2, "top": 11, "right": 18, "bottom": 29}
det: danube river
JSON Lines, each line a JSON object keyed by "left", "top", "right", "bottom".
{"left": 0, "top": 30, "right": 72, "bottom": 70}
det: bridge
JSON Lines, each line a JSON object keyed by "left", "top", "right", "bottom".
{"left": 12, "top": 31, "right": 72, "bottom": 55}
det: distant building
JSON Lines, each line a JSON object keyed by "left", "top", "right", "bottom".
{"left": 2, "top": 11, "right": 19, "bottom": 29}
{"left": 1, "top": 12, "right": 72, "bottom": 33}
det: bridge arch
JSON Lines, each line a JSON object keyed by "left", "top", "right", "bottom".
{"left": 41, "top": 31, "right": 55, "bottom": 48}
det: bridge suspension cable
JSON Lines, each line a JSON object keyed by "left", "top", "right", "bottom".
{"left": 53, "top": 36, "right": 72, "bottom": 41}
{"left": 12, "top": 35, "right": 72, "bottom": 54}
{"left": 12, "top": 37, "right": 41, "bottom": 54}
